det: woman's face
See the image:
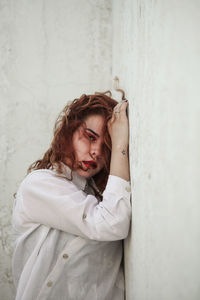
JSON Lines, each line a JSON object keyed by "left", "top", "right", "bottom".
{"left": 72, "top": 114, "right": 105, "bottom": 178}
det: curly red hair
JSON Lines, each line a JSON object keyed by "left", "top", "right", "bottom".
{"left": 28, "top": 92, "right": 118, "bottom": 193}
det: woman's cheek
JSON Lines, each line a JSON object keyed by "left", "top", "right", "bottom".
{"left": 75, "top": 141, "right": 90, "bottom": 158}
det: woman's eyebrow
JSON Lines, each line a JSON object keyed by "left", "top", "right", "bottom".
{"left": 86, "top": 128, "right": 100, "bottom": 137}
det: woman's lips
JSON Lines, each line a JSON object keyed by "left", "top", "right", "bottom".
{"left": 82, "top": 161, "right": 97, "bottom": 169}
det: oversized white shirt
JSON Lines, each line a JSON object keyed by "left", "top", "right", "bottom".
{"left": 12, "top": 164, "right": 132, "bottom": 300}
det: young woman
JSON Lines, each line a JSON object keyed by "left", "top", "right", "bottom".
{"left": 12, "top": 92, "right": 131, "bottom": 300}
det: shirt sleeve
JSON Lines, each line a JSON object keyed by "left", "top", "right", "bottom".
{"left": 16, "top": 171, "right": 132, "bottom": 241}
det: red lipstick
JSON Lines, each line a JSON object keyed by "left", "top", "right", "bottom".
{"left": 82, "top": 161, "right": 97, "bottom": 169}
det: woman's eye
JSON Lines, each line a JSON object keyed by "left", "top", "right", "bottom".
{"left": 88, "top": 134, "right": 96, "bottom": 142}
{"left": 84, "top": 130, "right": 97, "bottom": 142}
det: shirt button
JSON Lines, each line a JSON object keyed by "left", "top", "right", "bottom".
{"left": 125, "top": 186, "right": 131, "bottom": 192}
{"left": 83, "top": 213, "right": 87, "bottom": 220}
{"left": 63, "top": 253, "right": 69, "bottom": 259}
{"left": 47, "top": 281, "right": 53, "bottom": 287}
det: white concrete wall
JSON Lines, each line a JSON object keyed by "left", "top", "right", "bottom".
{"left": 0, "top": 1, "right": 112, "bottom": 298}
{"left": 112, "top": 0, "right": 200, "bottom": 299}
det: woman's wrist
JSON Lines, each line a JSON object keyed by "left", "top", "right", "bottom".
{"left": 112, "top": 144, "right": 129, "bottom": 151}
{"left": 110, "top": 145, "right": 130, "bottom": 182}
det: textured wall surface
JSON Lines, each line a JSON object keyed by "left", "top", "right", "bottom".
{"left": 112, "top": 0, "right": 200, "bottom": 299}
{"left": 0, "top": 1, "right": 112, "bottom": 298}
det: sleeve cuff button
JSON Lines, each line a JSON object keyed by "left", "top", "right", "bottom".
{"left": 47, "top": 281, "right": 53, "bottom": 287}
{"left": 125, "top": 186, "right": 131, "bottom": 192}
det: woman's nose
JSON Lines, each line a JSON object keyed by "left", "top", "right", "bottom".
{"left": 90, "top": 143, "right": 102, "bottom": 158}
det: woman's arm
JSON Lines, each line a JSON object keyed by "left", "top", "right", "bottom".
{"left": 108, "top": 100, "right": 130, "bottom": 182}
{"left": 14, "top": 170, "right": 131, "bottom": 241}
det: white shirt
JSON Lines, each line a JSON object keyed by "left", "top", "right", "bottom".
{"left": 12, "top": 164, "right": 131, "bottom": 300}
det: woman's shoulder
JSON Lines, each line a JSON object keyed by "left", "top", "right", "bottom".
{"left": 24, "top": 168, "right": 62, "bottom": 180}
{"left": 20, "top": 168, "right": 71, "bottom": 189}
{"left": 18, "top": 165, "right": 87, "bottom": 196}
{"left": 15, "top": 168, "right": 79, "bottom": 200}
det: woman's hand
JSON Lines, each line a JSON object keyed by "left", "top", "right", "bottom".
{"left": 107, "top": 100, "right": 129, "bottom": 149}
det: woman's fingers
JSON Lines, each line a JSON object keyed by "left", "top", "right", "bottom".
{"left": 113, "top": 100, "right": 128, "bottom": 118}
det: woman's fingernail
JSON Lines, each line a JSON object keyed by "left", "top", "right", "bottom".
{"left": 123, "top": 99, "right": 128, "bottom": 102}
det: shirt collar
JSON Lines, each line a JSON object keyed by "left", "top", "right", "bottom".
{"left": 54, "top": 162, "right": 87, "bottom": 191}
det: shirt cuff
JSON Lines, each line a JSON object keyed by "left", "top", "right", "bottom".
{"left": 103, "top": 175, "right": 131, "bottom": 199}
